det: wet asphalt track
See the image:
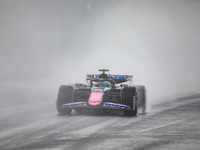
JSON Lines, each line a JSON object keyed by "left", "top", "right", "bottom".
{"left": 0, "top": 87, "right": 200, "bottom": 150}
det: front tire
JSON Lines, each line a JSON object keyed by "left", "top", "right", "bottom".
{"left": 122, "top": 87, "right": 138, "bottom": 116}
{"left": 136, "top": 85, "right": 146, "bottom": 113}
{"left": 56, "top": 85, "right": 73, "bottom": 115}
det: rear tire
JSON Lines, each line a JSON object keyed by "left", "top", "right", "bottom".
{"left": 56, "top": 85, "right": 73, "bottom": 115}
{"left": 122, "top": 87, "right": 138, "bottom": 116}
{"left": 136, "top": 85, "right": 146, "bottom": 113}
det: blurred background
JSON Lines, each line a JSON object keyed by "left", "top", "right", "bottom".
{"left": 1, "top": 0, "right": 200, "bottom": 105}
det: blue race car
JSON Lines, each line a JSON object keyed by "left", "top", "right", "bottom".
{"left": 56, "top": 69, "right": 146, "bottom": 116}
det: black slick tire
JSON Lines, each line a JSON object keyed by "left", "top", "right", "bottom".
{"left": 56, "top": 85, "right": 73, "bottom": 115}
{"left": 122, "top": 87, "right": 138, "bottom": 116}
{"left": 136, "top": 85, "right": 146, "bottom": 113}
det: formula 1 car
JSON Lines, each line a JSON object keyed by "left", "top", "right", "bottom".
{"left": 56, "top": 69, "right": 146, "bottom": 116}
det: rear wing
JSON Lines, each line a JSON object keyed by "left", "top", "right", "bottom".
{"left": 87, "top": 74, "right": 133, "bottom": 84}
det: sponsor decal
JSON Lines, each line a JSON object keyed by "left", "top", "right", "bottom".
{"left": 93, "top": 88, "right": 103, "bottom": 92}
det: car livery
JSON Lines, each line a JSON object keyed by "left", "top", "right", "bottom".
{"left": 56, "top": 69, "right": 146, "bottom": 116}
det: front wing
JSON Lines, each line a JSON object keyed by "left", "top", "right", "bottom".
{"left": 61, "top": 102, "right": 133, "bottom": 111}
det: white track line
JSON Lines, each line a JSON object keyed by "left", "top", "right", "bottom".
{"left": 139, "top": 120, "right": 183, "bottom": 133}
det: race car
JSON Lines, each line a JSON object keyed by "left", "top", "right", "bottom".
{"left": 56, "top": 69, "right": 146, "bottom": 116}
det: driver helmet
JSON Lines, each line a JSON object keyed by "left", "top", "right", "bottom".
{"left": 98, "top": 81, "right": 109, "bottom": 84}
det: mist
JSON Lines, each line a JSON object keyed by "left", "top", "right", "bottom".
{"left": 1, "top": 0, "right": 200, "bottom": 105}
